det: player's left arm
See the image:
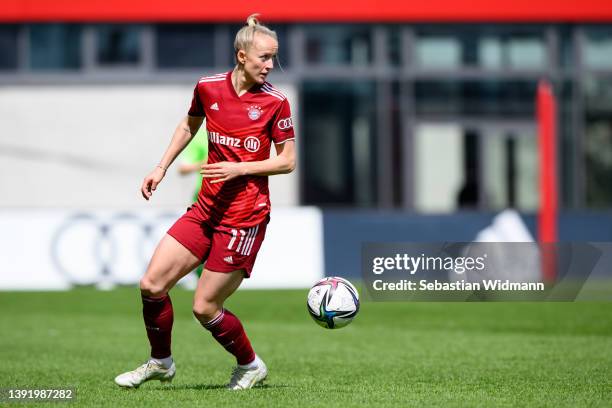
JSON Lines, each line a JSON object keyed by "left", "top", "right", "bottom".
{"left": 201, "top": 140, "right": 295, "bottom": 183}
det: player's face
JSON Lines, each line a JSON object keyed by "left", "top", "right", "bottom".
{"left": 242, "top": 33, "right": 278, "bottom": 85}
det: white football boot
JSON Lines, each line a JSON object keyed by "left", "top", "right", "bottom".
{"left": 114, "top": 360, "right": 176, "bottom": 388}
{"left": 228, "top": 356, "right": 268, "bottom": 390}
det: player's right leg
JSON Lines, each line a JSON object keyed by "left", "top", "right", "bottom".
{"left": 114, "top": 233, "right": 202, "bottom": 388}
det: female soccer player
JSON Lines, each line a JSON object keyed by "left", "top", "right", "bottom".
{"left": 115, "top": 14, "right": 295, "bottom": 390}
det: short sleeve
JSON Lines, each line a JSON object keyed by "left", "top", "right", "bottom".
{"left": 188, "top": 83, "right": 205, "bottom": 117}
{"left": 270, "top": 98, "right": 295, "bottom": 144}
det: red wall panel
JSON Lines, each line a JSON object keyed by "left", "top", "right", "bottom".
{"left": 1, "top": 0, "right": 611, "bottom": 22}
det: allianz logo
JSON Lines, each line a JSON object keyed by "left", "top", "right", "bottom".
{"left": 208, "top": 131, "right": 241, "bottom": 147}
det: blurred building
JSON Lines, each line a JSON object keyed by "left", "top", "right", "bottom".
{"left": 1, "top": 1, "right": 612, "bottom": 212}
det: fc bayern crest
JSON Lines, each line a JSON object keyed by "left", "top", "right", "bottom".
{"left": 247, "top": 105, "right": 262, "bottom": 121}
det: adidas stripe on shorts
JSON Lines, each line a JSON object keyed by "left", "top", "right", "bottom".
{"left": 167, "top": 205, "right": 268, "bottom": 277}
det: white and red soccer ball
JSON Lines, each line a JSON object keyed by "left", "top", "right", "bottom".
{"left": 307, "top": 277, "right": 360, "bottom": 329}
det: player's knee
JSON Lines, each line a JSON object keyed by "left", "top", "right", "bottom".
{"left": 192, "top": 300, "right": 221, "bottom": 323}
{"left": 139, "top": 277, "right": 167, "bottom": 297}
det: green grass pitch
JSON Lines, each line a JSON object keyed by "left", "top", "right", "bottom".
{"left": 1, "top": 288, "right": 611, "bottom": 407}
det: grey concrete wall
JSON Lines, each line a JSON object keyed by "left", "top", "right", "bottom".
{"left": 0, "top": 84, "right": 299, "bottom": 209}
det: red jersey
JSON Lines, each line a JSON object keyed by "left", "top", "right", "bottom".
{"left": 187, "top": 71, "right": 295, "bottom": 228}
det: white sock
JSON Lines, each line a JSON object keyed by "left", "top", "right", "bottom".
{"left": 239, "top": 354, "right": 260, "bottom": 370}
{"left": 150, "top": 356, "right": 173, "bottom": 369}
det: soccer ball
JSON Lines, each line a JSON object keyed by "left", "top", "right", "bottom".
{"left": 307, "top": 277, "right": 360, "bottom": 329}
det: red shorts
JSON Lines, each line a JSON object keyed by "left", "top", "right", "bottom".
{"left": 167, "top": 206, "right": 268, "bottom": 277}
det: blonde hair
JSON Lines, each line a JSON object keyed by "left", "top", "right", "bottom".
{"left": 234, "top": 14, "right": 277, "bottom": 60}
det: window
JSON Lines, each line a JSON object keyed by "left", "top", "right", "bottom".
{"left": 387, "top": 26, "right": 402, "bottom": 67}
{"left": 415, "top": 80, "right": 538, "bottom": 118}
{"left": 559, "top": 80, "right": 577, "bottom": 208}
{"left": 414, "top": 125, "right": 538, "bottom": 212}
{"left": 415, "top": 36, "right": 461, "bottom": 68}
{"left": 96, "top": 25, "right": 141, "bottom": 66}
{"left": 584, "top": 77, "right": 612, "bottom": 207}
{"left": 414, "top": 124, "right": 465, "bottom": 212}
{"left": 156, "top": 24, "right": 214, "bottom": 69}
{"left": 0, "top": 25, "right": 18, "bottom": 70}
{"left": 480, "top": 35, "right": 545, "bottom": 69}
{"left": 302, "top": 81, "right": 377, "bottom": 206}
{"left": 482, "top": 131, "right": 538, "bottom": 210}
{"left": 584, "top": 27, "right": 612, "bottom": 69}
{"left": 29, "top": 24, "right": 81, "bottom": 70}
{"left": 415, "top": 28, "right": 546, "bottom": 70}
{"left": 304, "top": 25, "right": 371, "bottom": 66}
{"left": 559, "top": 27, "right": 575, "bottom": 69}
{"left": 270, "top": 24, "right": 290, "bottom": 70}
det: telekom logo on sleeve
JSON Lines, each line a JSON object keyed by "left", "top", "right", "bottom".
{"left": 277, "top": 117, "right": 293, "bottom": 130}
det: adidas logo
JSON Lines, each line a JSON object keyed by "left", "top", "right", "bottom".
{"left": 210, "top": 102, "right": 219, "bottom": 111}
{"left": 223, "top": 255, "right": 233, "bottom": 264}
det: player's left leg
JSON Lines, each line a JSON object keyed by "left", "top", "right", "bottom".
{"left": 192, "top": 268, "right": 267, "bottom": 390}
{"left": 193, "top": 220, "right": 268, "bottom": 389}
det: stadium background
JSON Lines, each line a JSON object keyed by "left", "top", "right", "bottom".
{"left": 1, "top": 2, "right": 612, "bottom": 407}
{"left": 2, "top": 1, "right": 612, "bottom": 289}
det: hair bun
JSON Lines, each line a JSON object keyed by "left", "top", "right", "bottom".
{"left": 233, "top": 13, "right": 277, "bottom": 61}
{"left": 246, "top": 13, "right": 260, "bottom": 27}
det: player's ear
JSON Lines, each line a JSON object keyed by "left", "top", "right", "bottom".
{"left": 237, "top": 49, "right": 247, "bottom": 65}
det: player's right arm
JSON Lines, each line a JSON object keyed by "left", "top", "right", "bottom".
{"left": 141, "top": 115, "right": 204, "bottom": 200}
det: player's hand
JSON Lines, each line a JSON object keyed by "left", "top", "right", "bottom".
{"left": 200, "top": 162, "right": 246, "bottom": 184}
{"left": 141, "top": 167, "right": 166, "bottom": 200}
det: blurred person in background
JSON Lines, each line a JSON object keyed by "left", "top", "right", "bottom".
{"left": 178, "top": 125, "right": 208, "bottom": 204}
{"left": 115, "top": 14, "right": 296, "bottom": 390}
{"left": 178, "top": 126, "right": 208, "bottom": 278}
